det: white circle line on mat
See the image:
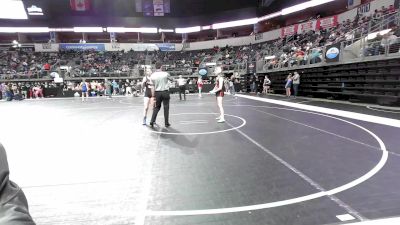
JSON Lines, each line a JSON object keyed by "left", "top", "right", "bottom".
{"left": 148, "top": 113, "right": 246, "bottom": 135}
{"left": 141, "top": 106, "right": 388, "bottom": 216}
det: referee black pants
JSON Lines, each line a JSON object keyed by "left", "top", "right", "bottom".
{"left": 151, "top": 91, "right": 170, "bottom": 125}
{"left": 179, "top": 85, "right": 186, "bottom": 100}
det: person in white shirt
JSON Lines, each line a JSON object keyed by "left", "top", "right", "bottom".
{"left": 209, "top": 67, "right": 225, "bottom": 123}
{"left": 177, "top": 75, "right": 187, "bottom": 101}
{"left": 150, "top": 62, "right": 172, "bottom": 128}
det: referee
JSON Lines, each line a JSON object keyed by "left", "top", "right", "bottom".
{"left": 150, "top": 62, "right": 172, "bottom": 128}
{"left": 177, "top": 75, "right": 187, "bottom": 101}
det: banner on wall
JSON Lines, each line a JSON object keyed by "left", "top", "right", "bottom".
{"left": 59, "top": 43, "right": 105, "bottom": 51}
{"left": 281, "top": 25, "right": 298, "bottom": 37}
{"left": 325, "top": 42, "right": 341, "bottom": 62}
{"left": 156, "top": 43, "right": 175, "bottom": 51}
{"left": 298, "top": 20, "right": 317, "bottom": 34}
{"left": 34, "top": 43, "right": 59, "bottom": 52}
{"left": 255, "top": 33, "right": 263, "bottom": 41}
{"left": 357, "top": 2, "right": 371, "bottom": 14}
{"left": 317, "top": 15, "right": 338, "bottom": 29}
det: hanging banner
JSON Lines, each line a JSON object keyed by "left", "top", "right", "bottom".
{"left": 317, "top": 15, "right": 338, "bottom": 30}
{"left": 49, "top": 31, "right": 56, "bottom": 42}
{"left": 297, "top": 20, "right": 317, "bottom": 34}
{"left": 325, "top": 42, "right": 341, "bottom": 63}
{"left": 281, "top": 25, "right": 298, "bottom": 37}
{"left": 110, "top": 32, "right": 117, "bottom": 42}
{"left": 153, "top": 0, "right": 164, "bottom": 16}
{"left": 70, "top": 0, "right": 90, "bottom": 11}
{"left": 59, "top": 43, "right": 105, "bottom": 51}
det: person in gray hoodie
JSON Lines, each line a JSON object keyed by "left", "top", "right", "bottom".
{"left": 0, "top": 143, "right": 35, "bottom": 225}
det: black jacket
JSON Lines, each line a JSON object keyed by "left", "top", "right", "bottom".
{"left": 0, "top": 143, "right": 35, "bottom": 225}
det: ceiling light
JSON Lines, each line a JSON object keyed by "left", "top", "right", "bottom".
{"left": 258, "top": 12, "right": 282, "bottom": 22}
{"left": 212, "top": 18, "right": 259, "bottom": 29}
{"left": 202, "top": 25, "right": 212, "bottom": 30}
{"left": 175, "top": 26, "right": 201, "bottom": 34}
{"left": 159, "top": 28, "right": 174, "bottom": 33}
{"left": 0, "top": 27, "right": 49, "bottom": 33}
{"left": 0, "top": 0, "right": 28, "bottom": 19}
{"left": 73, "top": 27, "right": 103, "bottom": 33}
{"left": 107, "top": 27, "right": 158, "bottom": 33}
{"left": 49, "top": 28, "right": 74, "bottom": 32}
{"left": 281, "top": 0, "right": 335, "bottom": 15}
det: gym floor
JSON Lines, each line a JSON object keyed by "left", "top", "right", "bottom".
{"left": 0, "top": 94, "right": 400, "bottom": 225}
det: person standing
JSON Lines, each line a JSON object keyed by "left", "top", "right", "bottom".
{"left": 0, "top": 83, "right": 3, "bottom": 100}
{"left": 142, "top": 72, "right": 154, "bottom": 125}
{"left": 292, "top": 71, "right": 301, "bottom": 98}
{"left": 250, "top": 74, "right": 257, "bottom": 93}
{"left": 229, "top": 77, "right": 235, "bottom": 95}
{"left": 285, "top": 73, "right": 293, "bottom": 97}
{"left": 177, "top": 75, "right": 187, "bottom": 101}
{"left": 263, "top": 75, "right": 271, "bottom": 95}
{"left": 150, "top": 62, "right": 171, "bottom": 128}
{"left": 105, "top": 79, "right": 112, "bottom": 99}
{"left": 197, "top": 77, "right": 203, "bottom": 98}
{"left": 210, "top": 67, "right": 225, "bottom": 123}
{"left": 80, "top": 79, "right": 89, "bottom": 102}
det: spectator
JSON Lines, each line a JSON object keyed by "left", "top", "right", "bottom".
{"left": 292, "top": 71, "right": 301, "bottom": 98}
{"left": 263, "top": 75, "right": 271, "bottom": 95}
{"left": 285, "top": 73, "right": 293, "bottom": 97}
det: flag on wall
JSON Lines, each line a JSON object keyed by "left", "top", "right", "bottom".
{"left": 70, "top": 0, "right": 90, "bottom": 11}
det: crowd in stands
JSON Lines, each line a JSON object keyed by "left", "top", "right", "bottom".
{"left": 0, "top": 4, "right": 398, "bottom": 80}
{"left": 0, "top": 76, "right": 228, "bottom": 101}
{"left": 262, "top": 5, "right": 399, "bottom": 70}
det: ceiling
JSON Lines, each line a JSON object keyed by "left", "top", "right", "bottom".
{"left": 0, "top": 0, "right": 347, "bottom": 30}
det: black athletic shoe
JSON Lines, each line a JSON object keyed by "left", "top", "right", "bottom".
{"left": 150, "top": 122, "right": 154, "bottom": 128}
{"left": 165, "top": 123, "right": 171, "bottom": 128}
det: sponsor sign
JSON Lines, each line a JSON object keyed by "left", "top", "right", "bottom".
{"left": 317, "top": 15, "right": 338, "bottom": 29}
{"left": 59, "top": 43, "right": 105, "bottom": 51}
{"left": 298, "top": 20, "right": 317, "bottom": 34}
{"left": 156, "top": 43, "right": 175, "bottom": 51}
{"left": 281, "top": 25, "right": 298, "bottom": 37}
{"left": 325, "top": 43, "right": 341, "bottom": 62}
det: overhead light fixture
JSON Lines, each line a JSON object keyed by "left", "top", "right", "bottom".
{"left": 73, "top": 27, "right": 103, "bottom": 33}
{"left": 27, "top": 5, "right": 43, "bottom": 16}
{"left": 202, "top": 25, "right": 212, "bottom": 30}
{"left": 0, "top": 0, "right": 28, "bottom": 19}
{"left": 159, "top": 28, "right": 174, "bottom": 33}
{"left": 212, "top": 18, "right": 259, "bottom": 29}
{"left": 175, "top": 26, "right": 201, "bottom": 34}
{"left": 107, "top": 27, "right": 158, "bottom": 33}
{"left": 281, "top": 0, "right": 335, "bottom": 15}
{"left": 49, "top": 28, "right": 74, "bottom": 32}
{"left": 0, "top": 27, "right": 49, "bottom": 33}
{"left": 258, "top": 12, "right": 282, "bottom": 22}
